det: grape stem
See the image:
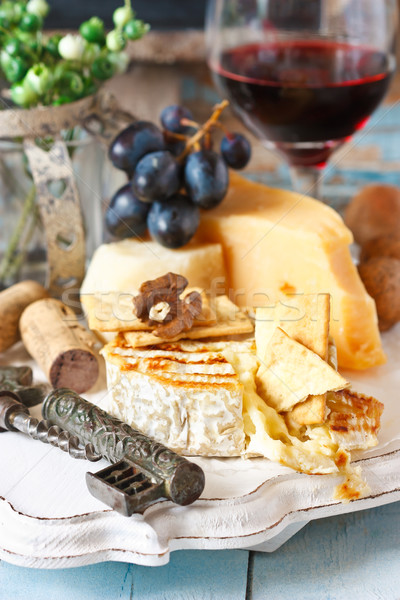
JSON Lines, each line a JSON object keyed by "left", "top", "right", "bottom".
{"left": 177, "top": 100, "right": 229, "bottom": 161}
{"left": 203, "top": 132, "right": 212, "bottom": 151}
{"left": 164, "top": 131, "right": 187, "bottom": 142}
{"left": 180, "top": 118, "right": 201, "bottom": 129}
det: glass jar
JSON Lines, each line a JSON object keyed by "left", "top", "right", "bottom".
{"left": 0, "top": 127, "right": 108, "bottom": 290}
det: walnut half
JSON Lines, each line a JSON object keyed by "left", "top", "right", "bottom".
{"left": 133, "top": 272, "right": 202, "bottom": 339}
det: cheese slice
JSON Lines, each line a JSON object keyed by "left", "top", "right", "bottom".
{"left": 196, "top": 172, "right": 385, "bottom": 370}
{"left": 81, "top": 239, "right": 227, "bottom": 295}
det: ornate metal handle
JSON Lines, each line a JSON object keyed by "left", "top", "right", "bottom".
{"left": 42, "top": 388, "right": 205, "bottom": 506}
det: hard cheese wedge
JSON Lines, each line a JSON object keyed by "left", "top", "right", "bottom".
{"left": 196, "top": 172, "right": 385, "bottom": 370}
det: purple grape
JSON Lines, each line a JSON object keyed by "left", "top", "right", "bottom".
{"left": 160, "top": 105, "right": 194, "bottom": 134}
{"left": 147, "top": 194, "right": 200, "bottom": 248}
{"left": 108, "top": 121, "right": 165, "bottom": 175}
{"left": 132, "top": 150, "right": 181, "bottom": 203}
{"left": 220, "top": 133, "right": 251, "bottom": 169}
{"left": 105, "top": 183, "right": 149, "bottom": 239}
{"left": 184, "top": 150, "right": 229, "bottom": 209}
{"left": 165, "top": 136, "right": 186, "bottom": 157}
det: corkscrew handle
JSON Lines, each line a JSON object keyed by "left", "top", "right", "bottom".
{"left": 0, "top": 392, "right": 101, "bottom": 462}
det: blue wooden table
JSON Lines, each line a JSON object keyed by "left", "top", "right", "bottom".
{"left": 1, "top": 74, "right": 400, "bottom": 599}
{"left": 1, "top": 501, "right": 399, "bottom": 599}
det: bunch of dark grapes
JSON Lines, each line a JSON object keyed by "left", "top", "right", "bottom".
{"left": 106, "top": 100, "right": 251, "bottom": 249}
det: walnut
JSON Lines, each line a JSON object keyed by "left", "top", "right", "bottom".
{"left": 133, "top": 272, "right": 202, "bottom": 339}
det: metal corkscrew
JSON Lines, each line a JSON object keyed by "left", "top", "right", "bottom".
{"left": 0, "top": 366, "right": 205, "bottom": 516}
{"left": 0, "top": 390, "right": 101, "bottom": 461}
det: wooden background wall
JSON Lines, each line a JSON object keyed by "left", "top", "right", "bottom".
{"left": 45, "top": 0, "right": 207, "bottom": 30}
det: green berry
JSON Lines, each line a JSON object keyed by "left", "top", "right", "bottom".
{"left": 52, "top": 95, "right": 73, "bottom": 106}
{"left": 12, "top": 3, "right": 26, "bottom": 23}
{"left": 91, "top": 55, "right": 115, "bottom": 80}
{"left": 19, "top": 13, "right": 42, "bottom": 32}
{"left": 107, "top": 51, "right": 130, "bottom": 74}
{"left": 0, "top": 5, "right": 14, "bottom": 22}
{"left": 25, "top": 63, "right": 52, "bottom": 95}
{"left": 11, "top": 81, "right": 38, "bottom": 108}
{"left": 18, "top": 33, "right": 40, "bottom": 54}
{"left": 82, "top": 76, "right": 97, "bottom": 97}
{"left": 46, "top": 34, "right": 62, "bottom": 58}
{"left": 113, "top": 6, "right": 134, "bottom": 28}
{"left": 1, "top": 1, "right": 25, "bottom": 24}
{"left": 2, "top": 55, "right": 29, "bottom": 83}
{"left": 82, "top": 41, "right": 101, "bottom": 65}
{"left": 124, "top": 19, "right": 150, "bottom": 41}
{"left": 3, "top": 38, "right": 25, "bottom": 58}
{"left": 106, "top": 29, "right": 126, "bottom": 52}
{"left": 57, "top": 70, "right": 84, "bottom": 98}
{"left": 80, "top": 17, "right": 105, "bottom": 44}
{"left": 58, "top": 34, "right": 85, "bottom": 61}
{"left": 26, "top": 0, "right": 49, "bottom": 18}
{"left": 0, "top": 14, "right": 10, "bottom": 29}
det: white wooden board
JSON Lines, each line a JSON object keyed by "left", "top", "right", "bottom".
{"left": 1, "top": 324, "right": 400, "bottom": 568}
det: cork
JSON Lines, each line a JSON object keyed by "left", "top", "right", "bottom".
{"left": 20, "top": 298, "right": 99, "bottom": 394}
{"left": 0, "top": 281, "right": 49, "bottom": 353}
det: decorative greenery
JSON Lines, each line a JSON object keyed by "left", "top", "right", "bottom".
{"left": 0, "top": 0, "right": 149, "bottom": 288}
{"left": 0, "top": 0, "right": 150, "bottom": 107}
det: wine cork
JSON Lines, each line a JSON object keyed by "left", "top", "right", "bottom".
{"left": 20, "top": 298, "right": 99, "bottom": 393}
{"left": 0, "top": 281, "right": 48, "bottom": 353}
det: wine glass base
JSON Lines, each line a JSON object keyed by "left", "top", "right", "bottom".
{"left": 262, "top": 139, "right": 350, "bottom": 202}
{"left": 263, "top": 139, "right": 346, "bottom": 169}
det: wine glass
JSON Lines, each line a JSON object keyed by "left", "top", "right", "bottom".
{"left": 206, "top": 0, "right": 398, "bottom": 200}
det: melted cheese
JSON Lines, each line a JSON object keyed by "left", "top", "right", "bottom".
{"left": 222, "top": 346, "right": 340, "bottom": 474}
{"left": 196, "top": 172, "right": 385, "bottom": 370}
{"left": 222, "top": 345, "right": 372, "bottom": 501}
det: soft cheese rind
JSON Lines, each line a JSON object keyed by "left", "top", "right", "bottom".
{"left": 101, "top": 339, "right": 247, "bottom": 457}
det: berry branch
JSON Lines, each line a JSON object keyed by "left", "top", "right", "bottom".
{"left": 178, "top": 100, "right": 229, "bottom": 161}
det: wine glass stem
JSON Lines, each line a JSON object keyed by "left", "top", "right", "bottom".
{"left": 289, "top": 166, "right": 323, "bottom": 200}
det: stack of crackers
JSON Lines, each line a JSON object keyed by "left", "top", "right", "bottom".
{"left": 82, "top": 290, "right": 254, "bottom": 347}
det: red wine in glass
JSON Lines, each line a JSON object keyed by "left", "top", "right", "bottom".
{"left": 211, "top": 40, "right": 394, "bottom": 167}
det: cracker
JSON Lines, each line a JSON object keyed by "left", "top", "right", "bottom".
{"left": 81, "top": 288, "right": 215, "bottom": 332}
{"left": 286, "top": 394, "right": 326, "bottom": 427}
{"left": 284, "top": 337, "right": 338, "bottom": 427}
{"left": 256, "top": 327, "right": 348, "bottom": 412}
{"left": 255, "top": 293, "right": 330, "bottom": 361}
{"left": 123, "top": 295, "right": 253, "bottom": 348}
